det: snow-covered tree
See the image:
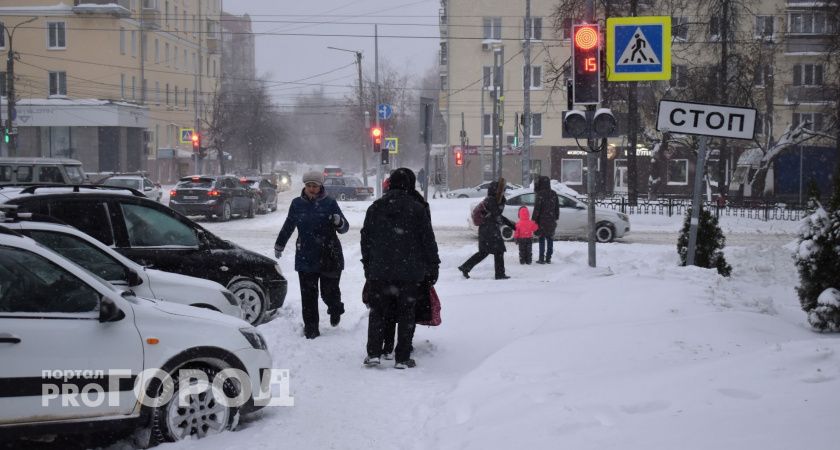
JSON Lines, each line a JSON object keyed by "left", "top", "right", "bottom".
{"left": 677, "top": 207, "right": 732, "bottom": 276}
{"left": 794, "top": 206, "right": 840, "bottom": 331}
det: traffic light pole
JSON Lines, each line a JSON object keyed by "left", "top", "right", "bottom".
{"left": 4, "top": 17, "right": 36, "bottom": 156}
{"left": 496, "top": 46, "right": 505, "bottom": 181}
{"left": 521, "top": 0, "right": 532, "bottom": 187}
{"left": 586, "top": 105, "right": 597, "bottom": 268}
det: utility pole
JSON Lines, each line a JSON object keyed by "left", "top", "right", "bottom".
{"left": 522, "top": 0, "right": 532, "bottom": 187}
{"left": 328, "top": 47, "right": 367, "bottom": 186}
{"left": 497, "top": 46, "right": 505, "bottom": 180}
{"left": 374, "top": 24, "right": 383, "bottom": 198}
{"left": 480, "top": 75, "right": 486, "bottom": 181}
{"left": 460, "top": 112, "right": 467, "bottom": 188}
{"left": 586, "top": 0, "right": 597, "bottom": 268}
{"left": 4, "top": 17, "right": 37, "bottom": 157}
{"left": 195, "top": 0, "right": 203, "bottom": 175}
{"left": 493, "top": 46, "right": 505, "bottom": 180}
{"left": 491, "top": 50, "right": 498, "bottom": 181}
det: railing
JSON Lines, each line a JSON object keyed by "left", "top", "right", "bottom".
{"left": 592, "top": 196, "right": 808, "bottom": 221}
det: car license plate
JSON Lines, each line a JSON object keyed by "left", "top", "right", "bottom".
{"left": 183, "top": 195, "right": 199, "bottom": 200}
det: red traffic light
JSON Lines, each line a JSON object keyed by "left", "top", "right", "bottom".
{"left": 574, "top": 25, "right": 599, "bottom": 50}
{"left": 191, "top": 132, "right": 200, "bottom": 150}
{"left": 371, "top": 127, "right": 383, "bottom": 144}
{"left": 454, "top": 148, "right": 464, "bottom": 166}
{"left": 572, "top": 24, "right": 601, "bottom": 104}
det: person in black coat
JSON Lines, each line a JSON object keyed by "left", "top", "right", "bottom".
{"left": 458, "top": 178, "right": 514, "bottom": 280}
{"left": 532, "top": 175, "right": 559, "bottom": 264}
{"left": 361, "top": 168, "right": 440, "bottom": 369}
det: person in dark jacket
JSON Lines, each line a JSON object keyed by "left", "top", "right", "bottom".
{"left": 531, "top": 175, "right": 559, "bottom": 264}
{"left": 361, "top": 167, "right": 440, "bottom": 369}
{"left": 275, "top": 171, "right": 349, "bottom": 339}
{"left": 458, "top": 178, "right": 514, "bottom": 279}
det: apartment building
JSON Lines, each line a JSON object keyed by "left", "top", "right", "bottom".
{"left": 0, "top": 0, "right": 222, "bottom": 181}
{"left": 439, "top": 0, "right": 837, "bottom": 202}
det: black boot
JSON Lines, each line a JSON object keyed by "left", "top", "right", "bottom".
{"left": 545, "top": 256, "right": 552, "bottom": 264}
{"left": 458, "top": 265, "right": 470, "bottom": 279}
{"left": 536, "top": 256, "right": 545, "bottom": 264}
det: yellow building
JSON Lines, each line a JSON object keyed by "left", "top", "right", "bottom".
{"left": 0, "top": 0, "right": 222, "bottom": 181}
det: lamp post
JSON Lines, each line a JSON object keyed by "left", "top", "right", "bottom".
{"left": 327, "top": 46, "right": 368, "bottom": 186}
{"left": 4, "top": 17, "right": 37, "bottom": 156}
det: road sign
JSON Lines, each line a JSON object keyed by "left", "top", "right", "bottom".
{"left": 656, "top": 100, "right": 757, "bottom": 140}
{"left": 384, "top": 137, "right": 399, "bottom": 155}
{"left": 606, "top": 16, "right": 671, "bottom": 81}
{"left": 179, "top": 128, "right": 195, "bottom": 144}
{"left": 377, "top": 104, "right": 393, "bottom": 120}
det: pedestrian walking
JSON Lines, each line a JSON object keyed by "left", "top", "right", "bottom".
{"left": 361, "top": 167, "right": 440, "bottom": 369}
{"left": 417, "top": 167, "right": 427, "bottom": 192}
{"left": 532, "top": 176, "right": 559, "bottom": 264}
{"left": 275, "top": 171, "right": 349, "bottom": 339}
{"left": 513, "top": 206, "right": 538, "bottom": 264}
{"left": 458, "top": 178, "right": 514, "bottom": 279}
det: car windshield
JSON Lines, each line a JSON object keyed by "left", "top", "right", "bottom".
{"left": 177, "top": 178, "right": 214, "bottom": 188}
{"left": 64, "top": 166, "right": 86, "bottom": 184}
{"left": 346, "top": 178, "right": 362, "bottom": 187}
{"left": 103, "top": 178, "right": 141, "bottom": 189}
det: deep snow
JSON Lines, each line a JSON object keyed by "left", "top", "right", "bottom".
{"left": 153, "top": 188, "right": 836, "bottom": 449}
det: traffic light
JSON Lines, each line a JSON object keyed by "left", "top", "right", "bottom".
{"left": 572, "top": 24, "right": 601, "bottom": 105}
{"left": 562, "top": 108, "right": 617, "bottom": 140}
{"left": 2, "top": 129, "right": 8, "bottom": 145}
{"left": 454, "top": 148, "right": 464, "bottom": 166}
{"left": 371, "top": 126, "right": 383, "bottom": 152}
{"left": 191, "top": 132, "right": 200, "bottom": 152}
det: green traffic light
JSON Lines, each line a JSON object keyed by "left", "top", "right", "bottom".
{"left": 3, "top": 131, "right": 8, "bottom": 144}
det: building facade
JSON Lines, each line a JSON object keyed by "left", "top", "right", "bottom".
{"left": 438, "top": 0, "right": 838, "bottom": 203}
{"left": 0, "top": 0, "right": 223, "bottom": 182}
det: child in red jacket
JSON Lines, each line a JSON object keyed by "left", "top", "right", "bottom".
{"left": 513, "top": 206, "right": 539, "bottom": 264}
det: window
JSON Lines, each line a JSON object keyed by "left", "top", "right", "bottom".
{"left": 22, "top": 231, "right": 127, "bottom": 282}
{"left": 530, "top": 113, "right": 542, "bottom": 137}
{"left": 670, "top": 65, "right": 688, "bottom": 88}
{"left": 131, "top": 76, "right": 136, "bottom": 99}
{"left": 524, "top": 65, "right": 542, "bottom": 89}
{"left": 131, "top": 30, "right": 136, "bottom": 57}
{"left": 165, "top": 83, "right": 169, "bottom": 105}
{"left": 793, "top": 112, "right": 824, "bottom": 131}
{"left": 47, "top": 22, "right": 66, "bottom": 49}
{"left": 524, "top": 17, "right": 542, "bottom": 40}
{"left": 16, "top": 166, "right": 33, "bottom": 182}
{"left": 121, "top": 203, "right": 199, "bottom": 247}
{"left": 46, "top": 200, "right": 114, "bottom": 245}
{"left": 753, "top": 65, "right": 770, "bottom": 86}
{"left": 560, "top": 18, "right": 572, "bottom": 40}
{"left": 483, "top": 65, "right": 495, "bottom": 89}
{"left": 48, "top": 71, "right": 67, "bottom": 96}
{"left": 174, "top": 85, "right": 178, "bottom": 106}
{"left": 183, "top": 49, "right": 187, "bottom": 71}
{"left": 440, "top": 74, "right": 448, "bottom": 91}
{"left": 0, "top": 166, "right": 11, "bottom": 182}
{"left": 0, "top": 246, "right": 99, "bottom": 314}
{"left": 174, "top": 6, "right": 178, "bottom": 31}
{"left": 793, "top": 64, "right": 823, "bottom": 86}
{"left": 184, "top": 87, "right": 187, "bottom": 108}
{"left": 165, "top": 42, "right": 170, "bottom": 65}
{"left": 673, "top": 16, "right": 688, "bottom": 41}
{"left": 667, "top": 159, "right": 688, "bottom": 185}
{"left": 38, "top": 166, "right": 63, "bottom": 183}
{"left": 483, "top": 114, "right": 492, "bottom": 136}
{"left": 0, "top": 23, "right": 5, "bottom": 48}
{"left": 561, "top": 159, "right": 583, "bottom": 185}
{"left": 709, "top": 16, "right": 719, "bottom": 38}
{"left": 0, "top": 72, "right": 6, "bottom": 97}
{"left": 120, "top": 73, "right": 125, "bottom": 98}
{"left": 120, "top": 27, "right": 126, "bottom": 54}
{"left": 155, "top": 81, "right": 160, "bottom": 105}
{"left": 154, "top": 39, "right": 159, "bottom": 63}
{"left": 788, "top": 12, "right": 834, "bottom": 34}
{"left": 439, "top": 42, "right": 448, "bottom": 65}
{"left": 174, "top": 45, "right": 178, "bottom": 69}
{"left": 483, "top": 17, "right": 502, "bottom": 40}
{"left": 755, "top": 15, "right": 773, "bottom": 38}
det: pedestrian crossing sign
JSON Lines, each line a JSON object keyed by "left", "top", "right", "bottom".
{"left": 606, "top": 16, "right": 671, "bottom": 81}
{"left": 179, "top": 128, "right": 195, "bottom": 144}
{"left": 385, "top": 137, "right": 399, "bottom": 155}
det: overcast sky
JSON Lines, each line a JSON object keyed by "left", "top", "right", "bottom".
{"left": 223, "top": 0, "right": 441, "bottom": 105}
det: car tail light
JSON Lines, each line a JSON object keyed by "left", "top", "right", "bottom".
{"left": 208, "top": 189, "right": 221, "bottom": 197}
{"left": 169, "top": 189, "right": 177, "bottom": 197}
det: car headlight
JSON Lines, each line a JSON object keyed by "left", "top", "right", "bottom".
{"left": 222, "top": 290, "right": 239, "bottom": 306}
{"left": 280, "top": 177, "right": 289, "bottom": 184}
{"left": 240, "top": 327, "right": 268, "bottom": 350}
{"left": 617, "top": 213, "right": 629, "bottom": 222}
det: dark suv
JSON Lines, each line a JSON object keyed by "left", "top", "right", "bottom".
{"left": 169, "top": 175, "right": 256, "bottom": 221}
{"left": 0, "top": 185, "right": 287, "bottom": 324}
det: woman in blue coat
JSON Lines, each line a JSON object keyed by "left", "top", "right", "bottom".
{"left": 275, "top": 171, "right": 349, "bottom": 339}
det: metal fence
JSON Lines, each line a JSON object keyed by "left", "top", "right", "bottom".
{"left": 592, "top": 196, "right": 808, "bottom": 222}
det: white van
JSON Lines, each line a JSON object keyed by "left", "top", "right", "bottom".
{"left": 0, "top": 157, "right": 86, "bottom": 185}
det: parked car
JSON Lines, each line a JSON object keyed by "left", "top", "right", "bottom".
{"left": 0, "top": 225, "right": 272, "bottom": 443}
{"left": 0, "top": 185, "right": 287, "bottom": 324}
{"left": 99, "top": 174, "right": 163, "bottom": 202}
{"left": 468, "top": 187, "right": 631, "bottom": 243}
{"left": 447, "top": 181, "right": 523, "bottom": 198}
{"left": 324, "top": 176, "right": 374, "bottom": 201}
{"left": 240, "top": 177, "right": 278, "bottom": 214}
{"left": 323, "top": 166, "right": 343, "bottom": 178}
{"left": 0, "top": 207, "right": 248, "bottom": 322}
{"left": 169, "top": 175, "right": 257, "bottom": 221}
{"left": 0, "top": 157, "right": 86, "bottom": 186}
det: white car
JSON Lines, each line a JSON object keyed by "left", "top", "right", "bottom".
{"left": 447, "top": 181, "right": 523, "bottom": 199}
{"left": 0, "top": 214, "right": 244, "bottom": 322}
{"left": 100, "top": 175, "right": 163, "bottom": 203}
{"left": 0, "top": 227, "right": 272, "bottom": 443}
{"left": 469, "top": 187, "right": 631, "bottom": 243}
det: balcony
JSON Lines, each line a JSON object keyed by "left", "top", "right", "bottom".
{"left": 784, "top": 33, "right": 832, "bottom": 54}
{"left": 140, "top": 0, "right": 161, "bottom": 30}
{"left": 785, "top": 84, "right": 838, "bottom": 104}
{"left": 72, "top": 0, "right": 131, "bottom": 17}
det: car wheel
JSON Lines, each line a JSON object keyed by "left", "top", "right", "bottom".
{"left": 271, "top": 198, "right": 278, "bottom": 212}
{"left": 205, "top": 213, "right": 214, "bottom": 221}
{"left": 458, "top": 194, "right": 469, "bottom": 198}
{"left": 229, "top": 278, "right": 266, "bottom": 325}
{"left": 500, "top": 225, "right": 514, "bottom": 241}
{"left": 150, "top": 365, "right": 239, "bottom": 443}
{"left": 338, "top": 193, "right": 347, "bottom": 201}
{"left": 220, "top": 202, "right": 232, "bottom": 221}
{"left": 247, "top": 200, "right": 256, "bottom": 218}
{"left": 595, "top": 222, "right": 615, "bottom": 243}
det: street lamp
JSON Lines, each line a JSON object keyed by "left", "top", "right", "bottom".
{"left": 327, "top": 46, "right": 367, "bottom": 186}
{"left": 4, "top": 17, "right": 37, "bottom": 156}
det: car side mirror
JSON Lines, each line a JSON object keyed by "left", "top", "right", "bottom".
{"left": 144, "top": 186, "right": 153, "bottom": 191}
{"left": 197, "top": 229, "right": 212, "bottom": 250}
{"left": 125, "top": 268, "right": 143, "bottom": 287}
{"left": 99, "top": 297, "right": 125, "bottom": 323}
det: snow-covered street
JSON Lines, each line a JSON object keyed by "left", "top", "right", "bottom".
{"left": 147, "top": 190, "right": 840, "bottom": 450}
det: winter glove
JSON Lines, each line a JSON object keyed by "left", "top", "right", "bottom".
{"left": 425, "top": 265, "right": 439, "bottom": 286}
{"left": 331, "top": 213, "right": 342, "bottom": 226}
{"left": 274, "top": 245, "right": 283, "bottom": 259}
